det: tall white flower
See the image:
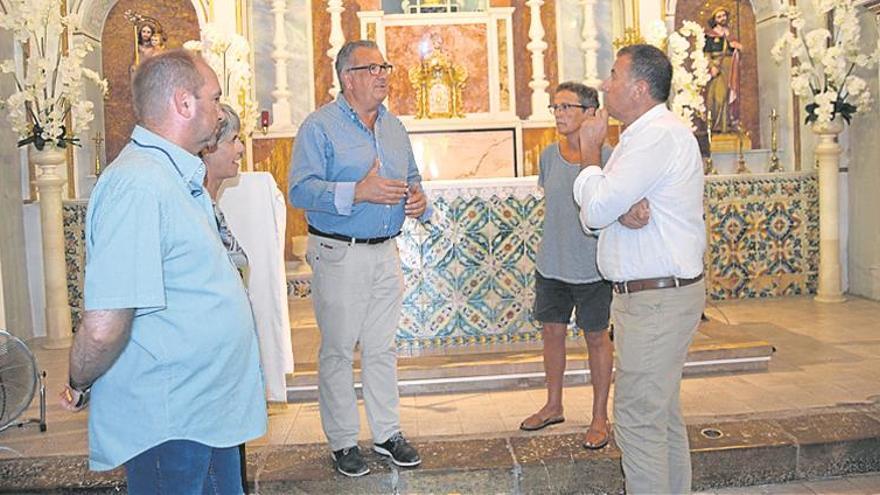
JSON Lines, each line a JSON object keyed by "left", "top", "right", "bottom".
{"left": 186, "top": 23, "right": 258, "bottom": 136}
{"left": 645, "top": 20, "right": 669, "bottom": 49}
{"left": 774, "top": 0, "right": 878, "bottom": 125}
{"left": 0, "top": 0, "right": 107, "bottom": 149}
{"left": 654, "top": 21, "right": 709, "bottom": 130}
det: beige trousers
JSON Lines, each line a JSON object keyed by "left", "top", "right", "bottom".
{"left": 612, "top": 281, "right": 705, "bottom": 494}
{"left": 306, "top": 234, "right": 403, "bottom": 451}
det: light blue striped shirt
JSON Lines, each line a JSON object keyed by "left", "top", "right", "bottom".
{"left": 83, "top": 126, "right": 267, "bottom": 471}
{"left": 289, "top": 94, "right": 430, "bottom": 237}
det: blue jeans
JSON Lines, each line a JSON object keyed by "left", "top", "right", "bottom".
{"left": 125, "top": 439, "right": 243, "bottom": 494}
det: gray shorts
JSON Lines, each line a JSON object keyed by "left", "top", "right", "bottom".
{"left": 533, "top": 271, "right": 612, "bottom": 332}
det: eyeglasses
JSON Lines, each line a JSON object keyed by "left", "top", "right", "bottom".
{"left": 347, "top": 63, "right": 394, "bottom": 76}
{"left": 548, "top": 103, "right": 590, "bottom": 112}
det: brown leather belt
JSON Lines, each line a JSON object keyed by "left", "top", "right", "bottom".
{"left": 612, "top": 274, "right": 703, "bottom": 295}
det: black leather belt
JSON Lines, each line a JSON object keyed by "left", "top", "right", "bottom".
{"left": 308, "top": 225, "right": 399, "bottom": 245}
{"left": 612, "top": 274, "right": 703, "bottom": 294}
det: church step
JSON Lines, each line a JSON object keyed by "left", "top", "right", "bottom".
{"left": 285, "top": 319, "right": 774, "bottom": 402}
{"left": 4, "top": 404, "right": 878, "bottom": 493}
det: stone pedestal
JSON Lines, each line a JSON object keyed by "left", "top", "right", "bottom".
{"left": 31, "top": 146, "right": 74, "bottom": 348}
{"left": 812, "top": 120, "right": 846, "bottom": 303}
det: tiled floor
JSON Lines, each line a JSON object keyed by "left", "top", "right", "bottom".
{"left": 695, "top": 472, "right": 880, "bottom": 494}
{"left": 2, "top": 295, "right": 880, "bottom": 467}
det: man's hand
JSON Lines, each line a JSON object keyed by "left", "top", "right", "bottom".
{"left": 354, "top": 160, "right": 408, "bottom": 205}
{"left": 618, "top": 198, "right": 650, "bottom": 229}
{"left": 60, "top": 384, "right": 89, "bottom": 412}
{"left": 405, "top": 184, "right": 427, "bottom": 218}
{"left": 578, "top": 108, "right": 609, "bottom": 166}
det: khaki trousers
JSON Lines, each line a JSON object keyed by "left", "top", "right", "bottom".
{"left": 612, "top": 281, "right": 705, "bottom": 494}
{"left": 306, "top": 234, "right": 403, "bottom": 451}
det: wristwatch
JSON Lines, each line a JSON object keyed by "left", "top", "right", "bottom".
{"left": 68, "top": 378, "right": 92, "bottom": 408}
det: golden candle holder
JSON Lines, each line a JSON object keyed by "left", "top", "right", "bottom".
{"left": 768, "top": 108, "right": 783, "bottom": 172}
{"left": 704, "top": 110, "right": 718, "bottom": 175}
{"left": 92, "top": 132, "right": 104, "bottom": 176}
{"left": 735, "top": 125, "right": 750, "bottom": 174}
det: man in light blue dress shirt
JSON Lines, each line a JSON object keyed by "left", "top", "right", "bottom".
{"left": 61, "top": 50, "right": 266, "bottom": 493}
{"left": 289, "top": 40, "right": 430, "bottom": 478}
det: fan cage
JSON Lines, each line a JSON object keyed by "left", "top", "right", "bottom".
{"left": 0, "top": 330, "right": 39, "bottom": 432}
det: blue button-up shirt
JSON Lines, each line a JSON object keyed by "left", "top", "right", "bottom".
{"left": 83, "top": 126, "right": 267, "bottom": 471}
{"left": 289, "top": 94, "right": 430, "bottom": 237}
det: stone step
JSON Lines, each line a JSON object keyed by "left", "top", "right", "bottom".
{"left": 285, "top": 319, "right": 774, "bottom": 402}
{"left": 4, "top": 404, "right": 878, "bottom": 493}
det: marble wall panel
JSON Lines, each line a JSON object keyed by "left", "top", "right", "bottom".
{"left": 512, "top": 0, "right": 558, "bottom": 119}
{"left": 385, "top": 25, "right": 490, "bottom": 116}
{"left": 101, "top": 0, "right": 201, "bottom": 162}
{"left": 675, "top": 0, "right": 761, "bottom": 148}
{"left": 411, "top": 129, "right": 516, "bottom": 180}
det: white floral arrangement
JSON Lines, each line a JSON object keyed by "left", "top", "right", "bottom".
{"left": 645, "top": 20, "right": 711, "bottom": 130}
{"left": 184, "top": 23, "right": 257, "bottom": 137}
{"left": 0, "top": 0, "right": 107, "bottom": 150}
{"left": 771, "top": 0, "right": 879, "bottom": 127}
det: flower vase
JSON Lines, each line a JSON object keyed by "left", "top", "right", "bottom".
{"left": 30, "top": 146, "right": 74, "bottom": 348}
{"left": 811, "top": 119, "right": 846, "bottom": 303}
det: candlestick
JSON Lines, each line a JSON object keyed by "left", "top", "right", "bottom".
{"left": 735, "top": 125, "right": 750, "bottom": 174}
{"left": 704, "top": 110, "right": 717, "bottom": 175}
{"left": 768, "top": 108, "right": 782, "bottom": 172}
{"left": 92, "top": 132, "right": 104, "bottom": 176}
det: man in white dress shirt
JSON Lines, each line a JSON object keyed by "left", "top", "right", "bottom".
{"left": 572, "top": 44, "right": 706, "bottom": 494}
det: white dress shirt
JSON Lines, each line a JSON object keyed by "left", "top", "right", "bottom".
{"left": 573, "top": 104, "right": 705, "bottom": 282}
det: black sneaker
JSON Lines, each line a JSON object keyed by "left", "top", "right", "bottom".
{"left": 330, "top": 446, "right": 370, "bottom": 477}
{"left": 373, "top": 432, "right": 421, "bottom": 467}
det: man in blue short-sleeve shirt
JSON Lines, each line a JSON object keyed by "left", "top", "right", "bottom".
{"left": 61, "top": 49, "right": 266, "bottom": 493}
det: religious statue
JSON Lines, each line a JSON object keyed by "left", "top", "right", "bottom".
{"left": 409, "top": 34, "right": 468, "bottom": 119}
{"left": 124, "top": 12, "right": 166, "bottom": 68}
{"left": 703, "top": 6, "right": 742, "bottom": 134}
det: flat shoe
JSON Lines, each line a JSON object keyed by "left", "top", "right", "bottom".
{"left": 582, "top": 422, "right": 611, "bottom": 450}
{"left": 519, "top": 414, "right": 565, "bottom": 431}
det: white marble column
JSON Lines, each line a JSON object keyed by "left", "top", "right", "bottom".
{"left": 579, "top": 0, "right": 600, "bottom": 88}
{"left": 813, "top": 121, "right": 846, "bottom": 303}
{"left": 31, "top": 147, "right": 73, "bottom": 348}
{"left": 270, "top": 0, "right": 295, "bottom": 131}
{"left": 526, "top": 0, "right": 552, "bottom": 121}
{"left": 326, "top": 0, "right": 345, "bottom": 98}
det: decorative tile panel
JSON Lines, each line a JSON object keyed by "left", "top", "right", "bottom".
{"left": 63, "top": 173, "right": 819, "bottom": 348}
{"left": 704, "top": 173, "right": 819, "bottom": 299}
{"left": 62, "top": 201, "right": 88, "bottom": 328}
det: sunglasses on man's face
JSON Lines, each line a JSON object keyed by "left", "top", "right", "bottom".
{"left": 347, "top": 63, "right": 394, "bottom": 76}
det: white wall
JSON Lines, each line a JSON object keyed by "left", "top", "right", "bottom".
{"left": 847, "top": 9, "right": 880, "bottom": 300}
{"left": 0, "top": 30, "right": 35, "bottom": 339}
